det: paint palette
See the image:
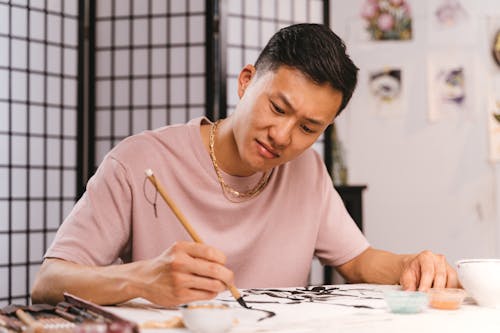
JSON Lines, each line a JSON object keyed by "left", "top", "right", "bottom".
{"left": 383, "top": 290, "right": 429, "bottom": 314}
{"left": 428, "top": 288, "right": 466, "bottom": 310}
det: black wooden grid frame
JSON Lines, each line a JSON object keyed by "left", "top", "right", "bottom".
{"left": 0, "top": 0, "right": 81, "bottom": 305}
{"left": 1, "top": 0, "right": 330, "bottom": 306}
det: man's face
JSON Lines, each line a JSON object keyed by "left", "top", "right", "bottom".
{"left": 230, "top": 65, "right": 343, "bottom": 175}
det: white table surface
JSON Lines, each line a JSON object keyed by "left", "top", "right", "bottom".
{"left": 103, "top": 284, "right": 500, "bottom": 333}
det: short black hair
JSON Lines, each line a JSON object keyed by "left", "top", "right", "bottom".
{"left": 254, "top": 23, "right": 358, "bottom": 114}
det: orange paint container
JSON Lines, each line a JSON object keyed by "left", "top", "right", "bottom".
{"left": 428, "top": 288, "right": 467, "bottom": 310}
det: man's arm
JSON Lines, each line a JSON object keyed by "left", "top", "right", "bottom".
{"left": 31, "top": 241, "right": 234, "bottom": 306}
{"left": 32, "top": 258, "right": 149, "bottom": 305}
{"left": 336, "top": 247, "right": 459, "bottom": 290}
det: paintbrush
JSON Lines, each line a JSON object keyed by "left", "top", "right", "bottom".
{"left": 144, "top": 168, "right": 249, "bottom": 309}
{"left": 14, "top": 309, "right": 43, "bottom": 333}
{"left": 0, "top": 314, "right": 22, "bottom": 333}
{"left": 63, "top": 293, "right": 138, "bottom": 333}
{"left": 54, "top": 308, "right": 84, "bottom": 324}
{"left": 56, "top": 302, "right": 95, "bottom": 322}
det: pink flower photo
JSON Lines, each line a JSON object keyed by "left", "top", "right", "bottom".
{"left": 360, "top": 0, "right": 412, "bottom": 40}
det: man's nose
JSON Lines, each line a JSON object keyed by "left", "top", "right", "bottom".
{"left": 269, "top": 118, "right": 293, "bottom": 148}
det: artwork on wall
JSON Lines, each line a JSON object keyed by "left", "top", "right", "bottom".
{"left": 485, "top": 16, "right": 500, "bottom": 71}
{"left": 492, "top": 30, "right": 500, "bottom": 68}
{"left": 369, "top": 68, "right": 402, "bottom": 102}
{"left": 367, "top": 67, "right": 405, "bottom": 117}
{"left": 433, "top": 0, "right": 467, "bottom": 28}
{"left": 487, "top": 17, "right": 500, "bottom": 162}
{"left": 360, "top": 0, "right": 412, "bottom": 41}
{"left": 427, "top": 52, "right": 473, "bottom": 122}
{"left": 426, "top": 0, "right": 476, "bottom": 46}
{"left": 488, "top": 75, "right": 500, "bottom": 162}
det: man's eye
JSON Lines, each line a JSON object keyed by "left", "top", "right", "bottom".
{"left": 271, "top": 102, "right": 285, "bottom": 114}
{"left": 301, "top": 124, "right": 314, "bottom": 134}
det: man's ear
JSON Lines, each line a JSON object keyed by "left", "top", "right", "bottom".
{"left": 238, "top": 64, "right": 256, "bottom": 98}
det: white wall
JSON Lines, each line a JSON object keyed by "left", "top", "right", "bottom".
{"left": 331, "top": 0, "right": 500, "bottom": 265}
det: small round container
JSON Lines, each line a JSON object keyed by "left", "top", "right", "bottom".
{"left": 383, "top": 290, "right": 429, "bottom": 314}
{"left": 428, "top": 288, "right": 466, "bottom": 310}
{"left": 180, "top": 301, "right": 234, "bottom": 333}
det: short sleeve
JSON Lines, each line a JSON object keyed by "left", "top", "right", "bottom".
{"left": 314, "top": 175, "right": 370, "bottom": 267}
{"left": 44, "top": 155, "right": 133, "bottom": 266}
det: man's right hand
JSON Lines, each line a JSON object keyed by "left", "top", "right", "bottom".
{"left": 31, "top": 241, "right": 235, "bottom": 307}
{"left": 139, "top": 241, "right": 235, "bottom": 306}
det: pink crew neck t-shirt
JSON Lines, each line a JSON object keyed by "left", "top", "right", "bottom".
{"left": 45, "top": 117, "right": 369, "bottom": 288}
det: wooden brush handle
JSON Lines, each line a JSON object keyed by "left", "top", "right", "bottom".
{"left": 144, "top": 169, "right": 244, "bottom": 304}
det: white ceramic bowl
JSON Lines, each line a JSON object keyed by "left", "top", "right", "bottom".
{"left": 180, "top": 301, "right": 234, "bottom": 333}
{"left": 456, "top": 259, "right": 500, "bottom": 308}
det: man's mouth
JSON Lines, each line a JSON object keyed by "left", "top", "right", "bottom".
{"left": 256, "top": 140, "right": 280, "bottom": 159}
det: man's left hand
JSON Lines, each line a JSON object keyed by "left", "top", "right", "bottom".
{"left": 399, "top": 250, "right": 460, "bottom": 291}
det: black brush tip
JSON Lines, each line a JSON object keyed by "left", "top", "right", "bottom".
{"left": 236, "top": 297, "right": 251, "bottom": 309}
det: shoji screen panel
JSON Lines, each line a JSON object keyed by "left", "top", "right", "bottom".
{"left": 93, "top": 0, "right": 206, "bottom": 165}
{"left": 0, "top": 0, "right": 80, "bottom": 305}
{"left": 225, "top": 0, "right": 326, "bottom": 158}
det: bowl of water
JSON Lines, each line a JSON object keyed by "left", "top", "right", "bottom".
{"left": 383, "top": 290, "right": 429, "bottom": 314}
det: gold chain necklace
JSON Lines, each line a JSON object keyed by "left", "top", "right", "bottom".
{"left": 209, "top": 120, "right": 272, "bottom": 202}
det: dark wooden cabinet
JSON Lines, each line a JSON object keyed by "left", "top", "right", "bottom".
{"left": 323, "top": 185, "right": 367, "bottom": 284}
{"left": 334, "top": 185, "right": 366, "bottom": 232}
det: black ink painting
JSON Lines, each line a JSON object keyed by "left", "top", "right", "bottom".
{"left": 218, "top": 285, "right": 385, "bottom": 322}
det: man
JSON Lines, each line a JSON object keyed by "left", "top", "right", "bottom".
{"left": 31, "top": 23, "right": 458, "bottom": 307}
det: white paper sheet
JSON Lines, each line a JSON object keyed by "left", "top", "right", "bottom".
{"left": 103, "top": 284, "right": 500, "bottom": 333}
